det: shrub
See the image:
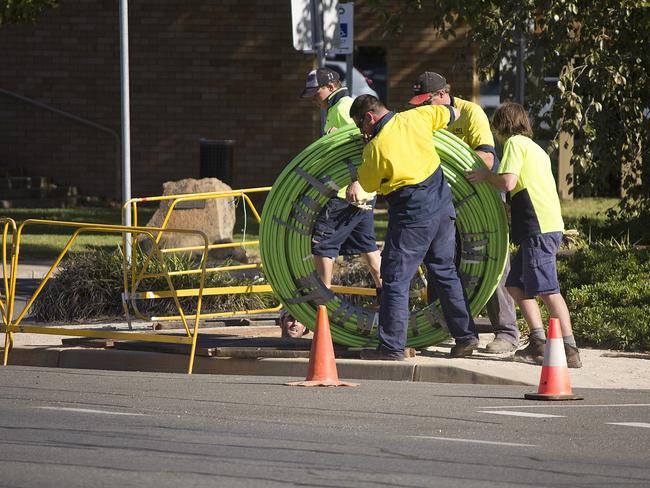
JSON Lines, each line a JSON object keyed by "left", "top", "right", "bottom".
{"left": 557, "top": 245, "right": 650, "bottom": 291}
{"left": 556, "top": 246, "right": 650, "bottom": 351}
{"left": 333, "top": 256, "right": 426, "bottom": 310}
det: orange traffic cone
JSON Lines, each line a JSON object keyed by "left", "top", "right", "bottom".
{"left": 524, "top": 318, "right": 583, "bottom": 401}
{"left": 285, "top": 305, "right": 358, "bottom": 387}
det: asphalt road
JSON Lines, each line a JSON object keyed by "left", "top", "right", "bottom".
{"left": 0, "top": 367, "right": 648, "bottom": 487}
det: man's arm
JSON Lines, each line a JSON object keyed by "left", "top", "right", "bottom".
{"left": 355, "top": 145, "right": 383, "bottom": 195}
{"left": 475, "top": 150, "right": 495, "bottom": 170}
{"left": 465, "top": 167, "right": 517, "bottom": 192}
{"left": 465, "top": 106, "right": 497, "bottom": 170}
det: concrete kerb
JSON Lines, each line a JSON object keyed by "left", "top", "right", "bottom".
{"left": 5, "top": 346, "right": 532, "bottom": 385}
{"left": 3, "top": 323, "right": 650, "bottom": 389}
{"left": 1, "top": 321, "right": 520, "bottom": 384}
{"left": 4, "top": 341, "right": 650, "bottom": 389}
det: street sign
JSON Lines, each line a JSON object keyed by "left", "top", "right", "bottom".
{"left": 331, "top": 3, "right": 353, "bottom": 55}
{"left": 290, "top": 0, "right": 339, "bottom": 53}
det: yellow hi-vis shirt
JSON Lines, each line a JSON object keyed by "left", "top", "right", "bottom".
{"left": 323, "top": 88, "right": 376, "bottom": 202}
{"left": 357, "top": 105, "right": 452, "bottom": 195}
{"left": 324, "top": 89, "right": 354, "bottom": 133}
{"left": 499, "top": 134, "right": 564, "bottom": 243}
{"left": 446, "top": 97, "right": 495, "bottom": 151}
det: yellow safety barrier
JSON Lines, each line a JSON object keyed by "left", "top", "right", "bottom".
{"left": 122, "top": 187, "right": 374, "bottom": 322}
{"left": 0, "top": 219, "right": 209, "bottom": 374}
{"left": 0, "top": 218, "right": 17, "bottom": 333}
{"left": 123, "top": 187, "right": 281, "bottom": 322}
{"left": 0, "top": 187, "right": 378, "bottom": 375}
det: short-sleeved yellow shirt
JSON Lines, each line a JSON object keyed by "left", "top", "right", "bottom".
{"left": 357, "top": 105, "right": 452, "bottom": 195}
{"left": 447, "top": 97, "right": 495, "bottom": 150}
{"left": 499, "top": 135, "right": 564, "bottom": 243}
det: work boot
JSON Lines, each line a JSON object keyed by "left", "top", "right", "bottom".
{"left": 485, "top": 337, "right": 518, "bottom": 354}
{"left": 449, "top": 339, "right": 479, "bottom": 358}
{"left": 360, "top": 347, "right": 405, "bottom": 361}
{"left": 513, "top": 336, "right": 545, "bottom": 365}
{"left": 564, "top": 343, "right": 583, "bottom": 368}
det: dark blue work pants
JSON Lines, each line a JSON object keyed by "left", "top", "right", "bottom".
{"left": 378, "top": 204, "right": 478, "bottom": 354}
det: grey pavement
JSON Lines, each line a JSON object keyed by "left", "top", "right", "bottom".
{"left": 2, "top": 262, "right": 649, "bottom": 389}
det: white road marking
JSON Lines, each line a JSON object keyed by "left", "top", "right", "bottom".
{"left": 482, "top": 403, "right": 650, "bottom": 409}
{"left": 607, "top": 422, "right": 650, "bottom": 429}
{"left": 411, "top": 436, "right": 535, "bottom": 448}
{"left": 478, "top": 410, "right": 565, "bottom": 418}
{"left": 36, "top": 406, "right": 146, "bottom": 416}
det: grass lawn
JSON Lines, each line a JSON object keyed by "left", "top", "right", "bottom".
{"left": 1, "top": 207, "right": 154, "bottom": 261}
{"left": 1, "top": 197, "right": 644, "bottom": 261}
{"left": 560, "top": 197, "right": 619, "bottom": 222}
{"left": 561, "top": 197, "right": 648, "bottom": 245}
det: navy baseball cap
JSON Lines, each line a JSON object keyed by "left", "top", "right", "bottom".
{"left": 300, "top": 67, "right": 340, "bottom": 98}
{"left": 409, "top": 71, "right": 447, "bottom": 105}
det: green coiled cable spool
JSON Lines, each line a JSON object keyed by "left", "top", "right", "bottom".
{"left": 260, "top": 124, "right": 508, "bottom": 348}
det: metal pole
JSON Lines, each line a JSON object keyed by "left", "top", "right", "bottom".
{"left": 311, "top": 0, "right": 326, "bottom": 133}
{"left": 346, "top": 52, "right": 353, "bottom": 98}
{"left": 119, "top": 0, "right": 132, "bottom": 260}
{"left": 516, "top": 29, "right": 525, "bottom": 105}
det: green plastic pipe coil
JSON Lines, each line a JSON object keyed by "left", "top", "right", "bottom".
{"left": 260, "top": 124, "right": 508, "bottom": 348}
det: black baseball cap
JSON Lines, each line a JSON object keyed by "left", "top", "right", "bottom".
{"left": 300, "top": 67, "right": 340, "bottom": 98}
{"left": 409, "top": 71, "right": 447, "bottom": 105}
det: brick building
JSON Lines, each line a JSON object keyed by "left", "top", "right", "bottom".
{"left": 0, "top": 1, "right": 476, "bottom": 200}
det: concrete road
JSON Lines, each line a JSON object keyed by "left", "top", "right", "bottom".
{"left": 0, "top": 367, "right": 648, "bottom": 487}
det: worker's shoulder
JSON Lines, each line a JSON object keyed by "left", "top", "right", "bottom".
{"left": 508, "top": 134, "right": 547, "bottom": 157}
{"left": 332, "top": 94, "right": 353, "bottom": 108}
{"left": 454, "top": 97, "right": 487, "bottom": 115}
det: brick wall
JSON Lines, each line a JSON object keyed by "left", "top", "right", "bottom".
{"left": 354, "top": 3, "right": 475, "bottom": 109}
{"left": 0, "top": 0, "right": 473, "bottom": 200}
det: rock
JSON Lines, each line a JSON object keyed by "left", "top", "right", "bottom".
{"left": 140, "top": 178, "right": 247, "bottom": 262}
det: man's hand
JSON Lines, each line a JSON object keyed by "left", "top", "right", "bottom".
{"left": 346, "top": 180, "right": 364, "bottom": 204}
{"left": 466, "top": 168, "right": 518, "bottom": 191}
{"left": 465, "top": 167, "right": 489, "bottom": 183}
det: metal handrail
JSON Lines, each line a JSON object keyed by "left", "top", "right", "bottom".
{"left": 0, "top": 88, "right": 121, "bottom": 196}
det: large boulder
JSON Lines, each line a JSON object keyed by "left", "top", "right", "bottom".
{"left": 140, "top": 178, "right": 246, "bottom": 262}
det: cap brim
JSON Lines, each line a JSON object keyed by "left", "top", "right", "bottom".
{"left": 300, "top": 87, "right": 319, "bottom": 98}
{"left": 408, "top": 93, "right": 432, "bottom": 106}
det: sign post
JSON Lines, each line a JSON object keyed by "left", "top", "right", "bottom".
{"left": 119, "top": 0, "right": 132, "bottom": 261}
{"left": 333, "top": 3, "right": 354, "bottom": 96}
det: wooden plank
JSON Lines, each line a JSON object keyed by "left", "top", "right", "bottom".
{"left": 61, "top": 337, "right": 115, "bottom": 348}
{"left": 112, "top": 334, "right": 314, "bottom": 357}
{"left": 210, "top": 347, "right": 311, "bottom": 358}
{"left": 65, "top": 332, "right": 418, "bottom": 360}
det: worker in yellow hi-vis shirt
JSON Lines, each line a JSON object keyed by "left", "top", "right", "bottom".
{"left": 349, "top": 94, "right": 478, "bottom": 361}
{"left": 409, "top": 71, "right": 520, "bottom": 355}
{"left": 299, "top": 67, "right": 381, "bottom": 291}
{"left": 466, "top": 102, "right": 581, "bottom": 369}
